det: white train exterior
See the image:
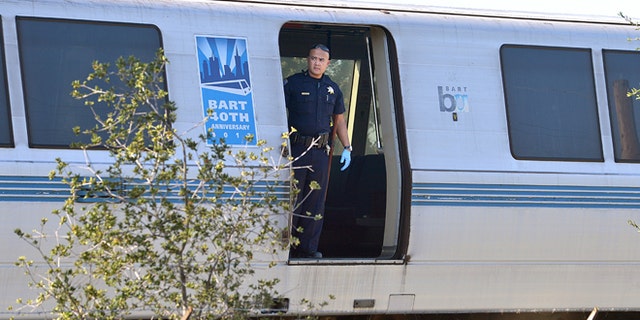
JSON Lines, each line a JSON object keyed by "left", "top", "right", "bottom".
{"left": 2, "top": 0, "right": 640, "bottom": 318}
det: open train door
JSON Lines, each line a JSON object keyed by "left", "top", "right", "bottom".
{"left": 279, "top": 24, "right": 409, "bottom": 260}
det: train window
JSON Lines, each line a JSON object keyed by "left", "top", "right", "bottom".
{"left": 0, "top": 20, "right": 14, "bottom": 147}
{"left": 501, "top": 45, "right": 603, "bottom": 161}
{"left": 16, "top": 17, "right": 162, "bottom": 148}
{"left": 603, "top": 49, "right": 640, "bottom": 162}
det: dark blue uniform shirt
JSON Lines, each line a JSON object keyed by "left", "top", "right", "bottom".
{"left": 284, "top": 71, "right": 345, "bottom": 136}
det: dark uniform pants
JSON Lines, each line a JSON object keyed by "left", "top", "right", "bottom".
{"left": 291, "top": 144, "right": 330, "bottom": 255}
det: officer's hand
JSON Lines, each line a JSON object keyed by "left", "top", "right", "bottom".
{"left": 340, "top": 149, "right": 351, "bottom": 171}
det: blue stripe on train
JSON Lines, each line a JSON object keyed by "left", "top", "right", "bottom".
{"left": 412, "top": 183, "right": 640, "bottom": 208}
{"left": 4, "top": 176, "right": 639, "bottom": 208}
{"left": 0, "top": 176, "right": 289, "bottom": 202}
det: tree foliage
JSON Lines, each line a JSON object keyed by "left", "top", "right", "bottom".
{"left": 12, "top": 49, "right": 293, "bottom": 320}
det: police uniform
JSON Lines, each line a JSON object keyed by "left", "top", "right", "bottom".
{"left": 284, "top": 70, "right": 345, "bottom": 258}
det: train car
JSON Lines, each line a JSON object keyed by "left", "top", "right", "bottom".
{"left": 2, "top": 0, "right": 640, "bottom": 318}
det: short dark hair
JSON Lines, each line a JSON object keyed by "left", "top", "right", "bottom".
{"left": 310, "top": 43, "right": 330, "bottom": 58}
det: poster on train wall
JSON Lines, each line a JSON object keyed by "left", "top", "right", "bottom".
{"left": 196, "top": 35, "right": 257, "bottom": 145}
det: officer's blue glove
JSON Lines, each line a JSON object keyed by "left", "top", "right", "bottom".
{"left": 340, "top": 149, "right": 351, "bottom": 171}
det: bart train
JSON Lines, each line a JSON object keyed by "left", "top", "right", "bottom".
{"left": 2, "top": 0, "right": 640, "bottom": 318}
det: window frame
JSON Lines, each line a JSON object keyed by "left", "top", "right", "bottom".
{"left": 16, "top": 16, "right": 163, "bottom": 149}
{"left": 0, "top": 18, "right": 15, "bottom": 148}
{"left": 602, "top": 49, "right": 640, "bottom": 163}
{"left": 500, "top": 44, "right": 603, "bottom": 162}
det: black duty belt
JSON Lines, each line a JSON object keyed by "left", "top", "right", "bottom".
{"left": 290, "top": 132, "right": 330, "bottom": 149}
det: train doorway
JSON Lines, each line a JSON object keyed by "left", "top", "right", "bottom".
{"left": 279, "top": 23, "right": 408, "bottom": 259}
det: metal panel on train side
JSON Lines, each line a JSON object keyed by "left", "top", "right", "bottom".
{"left": 397, "top": 14, "right": 637, "bottom": 175}
{"left": 397, "top": 10, "right": 640, "bottom": 314}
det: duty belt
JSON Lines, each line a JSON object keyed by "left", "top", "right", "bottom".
{"left": 290, "top": 132, "right": 330, "bottom": 149}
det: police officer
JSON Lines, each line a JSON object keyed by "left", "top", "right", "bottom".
{"left": 284, "top": 43, "right": 352, "bottom": 258}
